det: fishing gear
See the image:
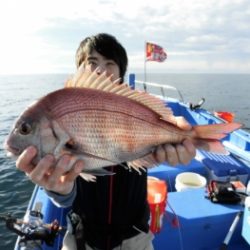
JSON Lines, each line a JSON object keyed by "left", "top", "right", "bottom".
{"left": 220, "top": 211, "right": 244, "bottom": 250}
{"left": 189, "top": 97, "right": 205, "bottom": 110}
{"left": 0, "top": 210, "right": 65, "bottom": 249}
{"left": 206, "top": 180, "right": 248, "bottom": 249}
{"left": 207, "top": 180, "right": 247, "bottom": 204}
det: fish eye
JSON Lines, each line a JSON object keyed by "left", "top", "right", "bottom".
{"left": 19, "top": 122, "right": 32, "bottom": 135}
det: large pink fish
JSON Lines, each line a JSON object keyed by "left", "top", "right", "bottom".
{"left": 4, "top": 70, "right": 241, "bottom": 180}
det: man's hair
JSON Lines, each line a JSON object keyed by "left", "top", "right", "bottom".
{"left": 75, "top": 33, "right": 128, "bottom": 82}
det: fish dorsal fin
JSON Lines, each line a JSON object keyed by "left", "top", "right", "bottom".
{"left": 65, "top": 68, "right": 177, "bottom": 125}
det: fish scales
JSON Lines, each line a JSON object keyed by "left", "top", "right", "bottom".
{"left": 58, "top": 109, "right": 178, "bottom": 161}
{"left": 27, "top": 87, "right": 182, "bottom": 168}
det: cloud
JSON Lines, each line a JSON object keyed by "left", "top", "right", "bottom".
{"left": 0, "top": 0, "right": 249, "bottom": 74}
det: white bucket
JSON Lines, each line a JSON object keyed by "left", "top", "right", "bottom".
{"left": 175, "top": 172, "right": 207, "bottom": 192}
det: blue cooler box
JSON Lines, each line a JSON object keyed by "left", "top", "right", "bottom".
{"left": 197, "top": 151, "right": 249, "bottom": 184}
{"left": 242, "top": 196, "right": 250, "bottom": 245}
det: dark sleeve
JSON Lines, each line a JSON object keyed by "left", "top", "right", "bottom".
{"left": 45, "top": 183, "right": 77, "bottom": 208}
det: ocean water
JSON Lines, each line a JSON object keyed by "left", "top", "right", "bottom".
{"left": 0, "top": 73, "right": 249, "bottom": 249}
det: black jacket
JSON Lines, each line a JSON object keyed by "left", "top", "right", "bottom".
{"left": 72, "top": 165, "right": 150, "bottom": 250}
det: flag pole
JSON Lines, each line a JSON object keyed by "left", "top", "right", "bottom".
{"left": 144, "top": 41, "right": 147, "bottom": 91}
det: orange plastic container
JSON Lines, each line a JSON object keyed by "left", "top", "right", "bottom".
{"left": 214, "top": 111, "right": 235, "bottom": 123}
{"left": 147, "top": 177, "right": 167, "bottom": 233}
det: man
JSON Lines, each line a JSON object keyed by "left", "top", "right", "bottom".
{"left": 16, "top": 33, "right": 196, "bottom": 250}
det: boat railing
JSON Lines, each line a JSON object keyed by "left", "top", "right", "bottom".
{"left": 134, "top": 80, "right": 184, "bottom": 102}
{"left": 128, "top": 74, "right": 184, "bottom": 102}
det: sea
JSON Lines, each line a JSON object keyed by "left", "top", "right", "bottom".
{"left": 0, "top": 73, "right": 250, "bottom": 249}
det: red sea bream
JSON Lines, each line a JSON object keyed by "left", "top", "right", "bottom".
{"left": 4, "top": 70, "right": 242, "bottom": 180}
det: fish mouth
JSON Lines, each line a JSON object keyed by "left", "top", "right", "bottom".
{"left": 4, "top": 141, "right": 21, "bottom": 156}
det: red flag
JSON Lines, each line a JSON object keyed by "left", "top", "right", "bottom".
{"left": 146, "top": 42, "right": 167, "bottom": 62}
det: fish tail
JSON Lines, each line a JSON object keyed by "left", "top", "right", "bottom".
{"left": 193, "top": 122, "right": 242, "bottom": 140}
{"left": 192, "top": 122, "right": 242, "bottom": 153}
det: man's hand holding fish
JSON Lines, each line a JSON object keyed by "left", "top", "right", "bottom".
{"left": 16, "top": 146, "right": 85, "bottom": 195}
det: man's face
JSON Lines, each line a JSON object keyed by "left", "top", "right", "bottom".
{"left": 84, "top": 50, "right": 120, "bottom": 82}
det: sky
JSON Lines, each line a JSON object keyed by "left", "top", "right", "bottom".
{"left": 0, "top": 0, "right": 249, "bottom": 75}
